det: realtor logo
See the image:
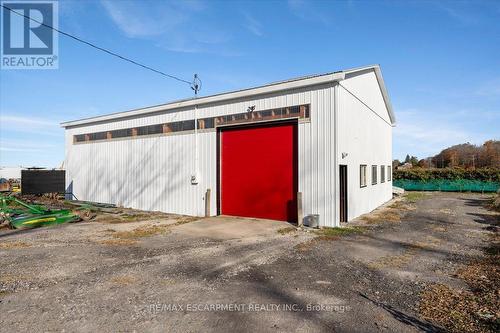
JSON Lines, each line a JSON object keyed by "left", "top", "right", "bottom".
{"left": 1, "top": 0, "right": 58, "bottom": 69}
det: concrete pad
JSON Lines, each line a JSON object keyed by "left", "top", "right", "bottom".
{"left": 173, "top": 215, "right": 294, "bottom": 240}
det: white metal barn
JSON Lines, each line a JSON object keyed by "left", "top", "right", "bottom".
{"left": 61, "top": 65, "right": 395, "bottom": 227}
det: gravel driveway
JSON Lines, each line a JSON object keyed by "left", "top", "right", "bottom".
{"left": 0, "top": 192, "right": 496, "bottom": 332}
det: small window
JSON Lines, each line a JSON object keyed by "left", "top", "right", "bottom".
{"left": 261, "top": 110, "right": 273, "bottom": 117}
{"left": 203, "top": 117, "right": 215, "bottom": 128}
{"left": 136, "top": 124, "right": 163, "bottom": 136}
{"left": 372, "top": 165, "right": 377, "bottom": 185}
{"left": 74, "top": 134, "right": 86, "bottom": 143}
{"left": 110, "top": 128, "right": 133, "bottom": 138}
{"left": 89, "top": 131, "right": 107, "bottom": 141}
{"left": 181, "top": 119, "right": 195, "bottom": 131}
{"left": 380, "top": 165, "right": 385, "bottom": 183}
{"left": 291, "top": 106, "right": 301, "bottom": 115}
{"left": 360, "top": 165, "right": 367, "bottom": 187}
{"left": 388, "top": 166, "right": 392, "bottom": 181}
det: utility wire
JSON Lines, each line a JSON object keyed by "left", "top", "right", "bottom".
{"left": 1, "top": 4, "right": 192, "bottom": 85}
{"left": 338, "top": 82, "right": 393, "bottom": 127}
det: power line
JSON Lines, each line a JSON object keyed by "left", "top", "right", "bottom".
{"left": 1, "top": 4, "right": 192, "bottom": 86}
{"left": 338, "top": 82, "right": 393, "bottom": 127}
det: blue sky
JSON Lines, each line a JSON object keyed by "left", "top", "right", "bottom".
{"left": 1, "top": 0, "right": 499, "bottom": 167}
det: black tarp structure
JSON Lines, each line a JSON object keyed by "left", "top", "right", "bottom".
{"left": 21, "top": 170, "right": 65, "bottom": 195}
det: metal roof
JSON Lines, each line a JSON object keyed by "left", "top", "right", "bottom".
{"left": 61, "top": 65, "right": 394, "bottom": 128}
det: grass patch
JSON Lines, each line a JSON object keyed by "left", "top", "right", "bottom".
{"left": 389, "top": 200, "right": 416, "bottom": 212}
{"left": 0, "top": 274, "right": 29, "bottom": 284}
{"left": 160, "top": 278, "right": 177, "bottom": 286}
{"left": 418, "top": 234, "right": 500, "bottom": 333}
{"left": 110, "top": 275, "right": 137, "bottom": 285}
{"left": 315, "top": 226, "right": 366, "bottom": 238}
{"left": 100, "top": 213, "right": 199, "bottom": 225}
{"left": 120, "top": 213, "right": 155, "bottom": 221}
{"left": 294, "top": 226, "right": 365, "bottom": 252}
{"left": 173, "top": 216, "right": 200, "bottom": 225}
{"left": 369, "top": 238, "right": 439, "bottom": 269}
{"left": 99, "top": 215, "right": 146, "bottom": 224}
{"left": 0, "top": 241, "right": 31, "bottom": 249}
{"left": 97, "top": 216, "right": 131, "bottom": 224}
{"left": 381, "top": 211, "right": 402, "bottom": 222}
{"left": 294, "top": 239, "right": 317, "bottom": 252}
{"left": 113, "top": 224, "right": 171, "bottom": 239}
{"left": 405, "top": 192, "right": 427, "bottom": 203}
{"left": 419, "top": 282, "right": 498, "bottom": 333}
{"left": 370, "top": 253, "right": 413, "bottom": 269}
{"left": 98, "top": 239, "right": 137, "bottom": 246}
{"left": 358, "top": 198, "right": 420, "bottom": 225}
{"left": 369, "top": 244, "right": 420, "bottom": 269}
{"left": 388, "top": 201, "right": 406, "bottom": 210}
{"left": 103, "top": 215, "right": 198, "bottom": 243}
{"left": 485, "top": 191, "right": 500, "bottom": 212}
{"left": 361, "top": 210, "right": 402, "bottom": 224}
{"left": 277, "top": 227, "right": 297, "bottom": 235}
{"left": 121, "top": 214, "right": 141, "bottom": 221}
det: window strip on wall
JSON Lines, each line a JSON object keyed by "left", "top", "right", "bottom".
{"left": 73, "top": 104, "right": 310, "bottom": 144}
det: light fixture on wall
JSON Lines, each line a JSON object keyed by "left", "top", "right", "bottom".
{"left": 247, "top": 105, "right": 256, "bottom": 112}
{"left": 342, "top": 152, "right": 348, "bottom": 159}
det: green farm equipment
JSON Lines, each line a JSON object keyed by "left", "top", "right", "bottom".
{"left": 0, "top": 195, "right": 80, "bottom": 229}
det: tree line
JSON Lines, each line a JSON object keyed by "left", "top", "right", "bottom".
{"left": 394, "top": 140, "right": 500, "bottom": 169}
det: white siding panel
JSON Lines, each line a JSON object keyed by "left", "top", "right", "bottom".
{"left": 337, "top": 73, "right": 393, "bottom": 221}
{"left": 341, "top": 70, "right": 392, "bottom": 124}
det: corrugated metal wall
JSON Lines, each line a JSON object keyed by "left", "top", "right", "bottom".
{"left": 337, "top": 70, "right": 393, "bottom": 221}
{"left": 65, "top": 82, "right": 340, "bottom": 226}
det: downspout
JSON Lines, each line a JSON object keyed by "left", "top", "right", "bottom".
{"left": 333, "top": 73, "right": 345, "bottom": 226}
{"left": 191, "top": 74, "right": 200, "bottom": 187}
{"left": 194, "top": 99, "right": 198, "bottom": 182}
{"left": 190, "top": 75, "right": 201, "bottom": 216}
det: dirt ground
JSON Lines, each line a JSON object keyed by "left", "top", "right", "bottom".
{"left": 0, "top": 192, "right": 498, "bottom": 332}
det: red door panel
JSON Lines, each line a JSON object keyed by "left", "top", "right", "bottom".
{"left": 219, "top": 121, "right": 297, "bottom": 222}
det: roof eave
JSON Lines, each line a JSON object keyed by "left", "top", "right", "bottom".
{"left": 372, "top": 65, "right": 396, "bottom": 125}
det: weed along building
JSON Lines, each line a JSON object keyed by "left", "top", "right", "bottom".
{"left": 61, "top": 65, "right": 395, "bottom": 227}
